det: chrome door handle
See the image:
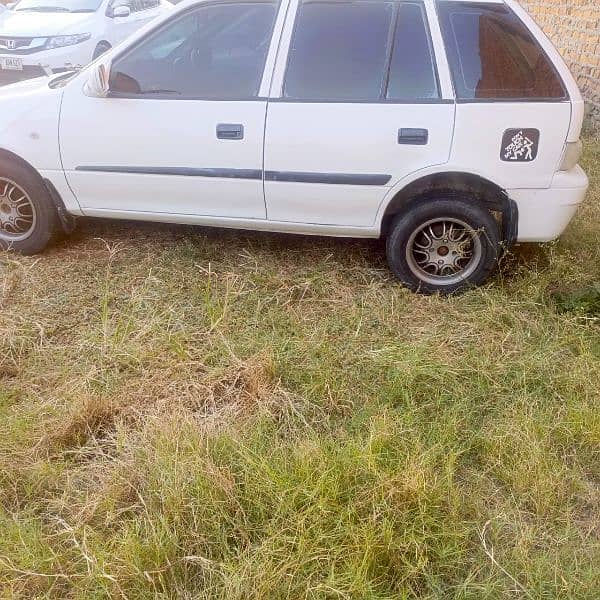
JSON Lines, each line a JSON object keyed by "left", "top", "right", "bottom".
{"left": 217, "top": 123, "right": 244, "bottom": 140}
{"left": 398, "top": 128, "right": 429, "bottom": 145}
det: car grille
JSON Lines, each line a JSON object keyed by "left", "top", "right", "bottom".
{"left": 0, "top": 66, "right": 46, "bottom": 86}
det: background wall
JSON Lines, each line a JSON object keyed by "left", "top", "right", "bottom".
{"left": 519, "top": 0, "right": 600, "bottom": 131}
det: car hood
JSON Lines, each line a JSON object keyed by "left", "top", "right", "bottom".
{"left": 0, "top": 10, "right": 95, "bottom": 37}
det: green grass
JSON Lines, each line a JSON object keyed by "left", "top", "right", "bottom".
{"left": 0, "top": 141, "right": 598, "bottom": 598}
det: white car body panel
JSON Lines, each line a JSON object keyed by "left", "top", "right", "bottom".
{"left": 264, "top": 102, "right": 455, "bottom": 226}
{"left": 508, "top": 166, "right": 589, "bottom": 242}
{"left": 449, "top": 102, "right": 572, "bottom": 189}
{"left": 60, "top": 93, "right": 269, "bottom": 218}
{"left": 0, "top": 76, "right": 63, "bottom": 171}
{"left": 0, "top": 0, "right": 590, "bottom": 245}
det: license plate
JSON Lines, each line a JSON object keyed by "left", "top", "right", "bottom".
{"left": 0, "top": 57, "right": 23, "bottom": 71}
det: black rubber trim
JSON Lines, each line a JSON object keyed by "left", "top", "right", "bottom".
{"left": 503, "top": 196, "right": 519, "bottom": 246}
{"left": 265, "top": 171, "right": 392, "bottom": 185}
{"left": 106, "top": 92, "right": 270, "bottom": 101}
{"left": 269, "top": 97, "right": 454, "bottom": 104}
{"left": 43, "top": 178, "right": 76, "bottom": 234}
{"left": 456, "top": 98, "right": 570, "bottom": 104}
{"left": 75, "top": 166, "right": 263, "bottom": 180}
{"left": 75, "top": 167, "right": 391, "bottom": 186}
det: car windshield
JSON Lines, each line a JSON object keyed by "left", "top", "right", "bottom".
{"left": 14, "top": 0, "right": 102, "bottom": 13}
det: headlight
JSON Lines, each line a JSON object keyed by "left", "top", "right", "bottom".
{"left": 45, "top": 33, "right": 91, "bottom": 50}
{"left": 560, "top": 140, "right": 583, "bottom": 171}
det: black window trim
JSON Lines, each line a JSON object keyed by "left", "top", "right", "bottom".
{"left": 435, "top": 0, "right": 570, "bottom": 104}
{"left": 280, "top": 0, "right": 445, "bottom": 105}
{"left": 107, "top": 0, "right": 281, "bottom": 101}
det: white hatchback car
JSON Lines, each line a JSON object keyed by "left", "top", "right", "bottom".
{"left": 0, "top": 0, "right": 171, "bottom": 84}
{"left": 0, "top": 0, "right": 589, "bottom": 293}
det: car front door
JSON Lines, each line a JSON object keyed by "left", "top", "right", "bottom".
{"left": 60, "top": 1, "right": 281, "bottom": 219}
{"left": 264, "top": 0, "right": 455, "bottom": 228}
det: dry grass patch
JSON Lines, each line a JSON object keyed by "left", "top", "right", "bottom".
{"left": 0, "top": 140, "right": 598, "bottom": 598}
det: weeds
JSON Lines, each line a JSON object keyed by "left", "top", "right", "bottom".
{"left": 0, "top": 141, "right": 598, "bottom": 598}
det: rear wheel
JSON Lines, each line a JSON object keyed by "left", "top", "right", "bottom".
{"left": 386, "top": 197, "right": 500, "bottom": 294}
{"left": 0, "top": 158, "right": 60, "bottom": 255}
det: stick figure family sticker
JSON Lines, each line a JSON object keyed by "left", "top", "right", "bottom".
{"left": 501, "top": 129, "right": 540, "bottom": 162}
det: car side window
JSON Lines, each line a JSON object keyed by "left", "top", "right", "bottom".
{"left": 109, "top": 2, "right": 278, "bottom": 99}
{"left": 438, "top": 1, "right": 567, "bottom": 100}
{"left": 283, "top": 1, "right": 439, "bottom": 102}
{"left": 284, "top": 1, "right": 395, "bottom": 101}
{"left": 386, "top": 3, "right": 439, "bottom": 100}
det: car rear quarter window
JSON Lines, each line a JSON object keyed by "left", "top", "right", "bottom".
{"left": 387, "top": 2, "right": 439, "bottom": 100}
{"left": 284, "top": 1, "right": 395, "bottom": 101}
{"left": 438, "top": 1, "right": 567, "bottom": 101}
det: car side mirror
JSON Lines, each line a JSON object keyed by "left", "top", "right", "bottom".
{"left": 111, "top": 5, "right": 131, "bottom": 18}
{"left": 85, "top": 62, "right": 110, "bottom": 98}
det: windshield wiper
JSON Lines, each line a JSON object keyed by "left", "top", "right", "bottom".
{"left": 68, "top": 8, "right": 95, "bottom": 12}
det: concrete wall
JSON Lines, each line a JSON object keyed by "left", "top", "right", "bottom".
{"left": 519, "top": 0, "right": 600, "bottom": 131}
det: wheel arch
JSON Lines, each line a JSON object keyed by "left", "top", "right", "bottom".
{"left": 0, "top": 147, "right": 75, "bottom": 233}
{"left": 379, "top": 170, "right": 518, "bottom": 246}
{"left": 0, "top": 147, "right": 41, "bottom": 177}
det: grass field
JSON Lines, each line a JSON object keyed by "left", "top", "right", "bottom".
{"left": 0, "top": 142, "right": 598, "bottom": 599}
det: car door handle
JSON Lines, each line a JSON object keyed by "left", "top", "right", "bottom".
{"left": 217, "top": 124, "right": 244, "bottom": 140}
{"left": 398, "top": 128, "right": 429, "bottom": 145}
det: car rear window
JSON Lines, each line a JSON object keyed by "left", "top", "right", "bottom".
{"left": 438, "top": 1, "right": 567, "bottom": 101}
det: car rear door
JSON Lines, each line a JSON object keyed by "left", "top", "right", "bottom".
{"left": 263, "top": 0, "right": 455, "bottom": 228}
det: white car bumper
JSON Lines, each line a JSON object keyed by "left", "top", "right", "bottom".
{"left": 510, "top": 165, "right": 589, "bottom": 242}
{"left": 0, "top": 40, "right": 94, "bottom": 81}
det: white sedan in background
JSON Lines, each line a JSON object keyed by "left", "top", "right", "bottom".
{"left": 0, "top": 0, "right": 171, "bottom": 85}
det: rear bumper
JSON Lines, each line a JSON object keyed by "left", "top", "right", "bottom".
{"left": 509, "top": 165, "right": 589, "bottom": 242}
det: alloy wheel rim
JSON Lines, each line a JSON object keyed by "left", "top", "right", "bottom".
{"left": 406, "top": 217, "right": 483, "bottom": 286}
{"left": 0, "top": 177, "right": 36, "bottom": 242}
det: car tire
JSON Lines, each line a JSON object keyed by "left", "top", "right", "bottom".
{"left": 93, "top": 42, "right": 112, "bottom": 61}
{"left": 0, "top": 157, "right": 60, "bottom": 255}
{"left": 386, "top": 197, "right": 501, "bottom": 294}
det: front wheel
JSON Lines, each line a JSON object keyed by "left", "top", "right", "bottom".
{"left": 0, "top": 158, "right": 60, "bottom": 255}
{"left": 386, "top": 198, "right": 501, "bottom": 294}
